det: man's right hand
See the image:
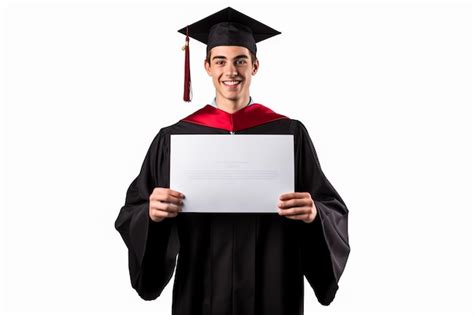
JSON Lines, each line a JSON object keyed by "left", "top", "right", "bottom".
{"left": 149, "top": 187, "right": 185, "bottom": 223}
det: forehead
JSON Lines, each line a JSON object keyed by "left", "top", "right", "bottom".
{"left": 208, "top": 46, "right": 251, "bottom": 58}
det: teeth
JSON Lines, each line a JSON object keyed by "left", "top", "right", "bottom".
{"left": 223, "top": 81, "right": 240, "bottom": 86}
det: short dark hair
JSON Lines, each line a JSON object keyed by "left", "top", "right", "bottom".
{"left": 205, "top": 48, "right": 258, "bottom": 65}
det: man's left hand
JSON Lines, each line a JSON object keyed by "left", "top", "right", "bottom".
{"left": 278, "top": 192, "right": 317, "bottom": 223}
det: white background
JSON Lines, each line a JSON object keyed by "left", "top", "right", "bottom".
{"left": 1, "top": 0, "right": 472, "bottom": 314}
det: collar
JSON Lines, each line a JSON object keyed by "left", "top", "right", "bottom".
{"left": 211, "top": 96, "right": 254, "bottom": 108}
{"left": 181, "top": 103, "right": 289, "bottom": 132}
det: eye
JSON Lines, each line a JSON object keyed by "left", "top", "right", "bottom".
{"left": 214, "top": 59, "right": 225, "bottom": 66}
{"left": 236, "top": 59, "right": 247, "bottom": 65}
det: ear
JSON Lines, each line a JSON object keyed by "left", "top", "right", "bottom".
{"left": 252, "top": 59, "right": 259, "bottom": 76}
{"left": 204, "top": 59, "right": 212, "bottom": 76}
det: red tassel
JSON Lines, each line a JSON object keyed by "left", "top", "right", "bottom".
{"left": 183, "top": 26, "right": 192, "bottom": 102}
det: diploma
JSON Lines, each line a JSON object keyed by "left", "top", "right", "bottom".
{"left": 170, "top": 134, "right": 294, "bottom": 213}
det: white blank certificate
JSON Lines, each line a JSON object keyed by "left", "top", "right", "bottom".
{"left": 170, "top": 134, "right": 294, "bottom": 213}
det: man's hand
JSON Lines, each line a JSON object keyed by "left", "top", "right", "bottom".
{"left": 277, "top": 192, "right": 317, "bottom": 223}
{"left": 149, "top": 187, "right": 185, "bottom": 223}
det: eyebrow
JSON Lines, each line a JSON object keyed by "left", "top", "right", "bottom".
{"left": 212, "top": 55, "right": 249, "bottom": 61}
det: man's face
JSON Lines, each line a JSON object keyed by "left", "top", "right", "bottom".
{"left": 204, "top": 46, "right": 259, "bottom": 104}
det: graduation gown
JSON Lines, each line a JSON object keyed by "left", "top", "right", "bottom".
{"left": 115, "top": 103, "right": 350, "bottom": 315}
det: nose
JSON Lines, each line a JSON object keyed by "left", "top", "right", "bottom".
{"left": 224, "top": 62, "right": 238, "bottom": 77}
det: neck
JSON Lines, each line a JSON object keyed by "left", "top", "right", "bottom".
{"left": 214, "top": 95, "right": 250, "bottom": 114}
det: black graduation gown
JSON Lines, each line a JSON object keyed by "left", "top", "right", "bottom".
{"left": 115, "top": 104, "right": 350, "bottom": 315}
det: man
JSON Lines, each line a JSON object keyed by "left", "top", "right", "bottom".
{"left": 115, "top": 7, "right": 350, "bottom": 315}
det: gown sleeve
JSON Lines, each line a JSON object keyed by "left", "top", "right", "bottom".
{"left": 114, "top": 129, "right": 179, "bottom": 300}
{"left": 294, "top": 120, "right": 350, "bottom": 306}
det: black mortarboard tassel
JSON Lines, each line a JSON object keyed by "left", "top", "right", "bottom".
{"left": 178, "top": 7, "right": 281, "bottom": 102}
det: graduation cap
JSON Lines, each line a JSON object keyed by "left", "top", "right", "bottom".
{"left": 178, "top": 7, "right": 281, "bottom": 102}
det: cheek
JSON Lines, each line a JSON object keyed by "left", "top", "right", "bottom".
{"left": 212, "top": 70, "right": 222, "bottom": 80}
{"left": 208, "top": 71, "right": 217, "bottom": 81}
{"left": 244, "top": 74, "right": 252, "bottom": 84}
{"left": 212, "top": 74, "right": 222, "bottom": 88}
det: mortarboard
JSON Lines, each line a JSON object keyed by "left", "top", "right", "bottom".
{"left": 177, "top": 7, "right": 281, "bottom": 102}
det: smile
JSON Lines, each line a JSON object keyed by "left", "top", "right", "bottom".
{"left": 222, "top": 80, "right": 241, "bottom": 87}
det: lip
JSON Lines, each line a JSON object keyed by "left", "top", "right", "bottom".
{"left": 221, "top": 80, "right": 242, "bottom": 88}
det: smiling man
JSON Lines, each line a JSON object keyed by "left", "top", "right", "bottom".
{"left": 115, "top": 7, "right": 350, "bottom": 315}
{"left": 205, "top": 45, "right": 258, "bottom": 113}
